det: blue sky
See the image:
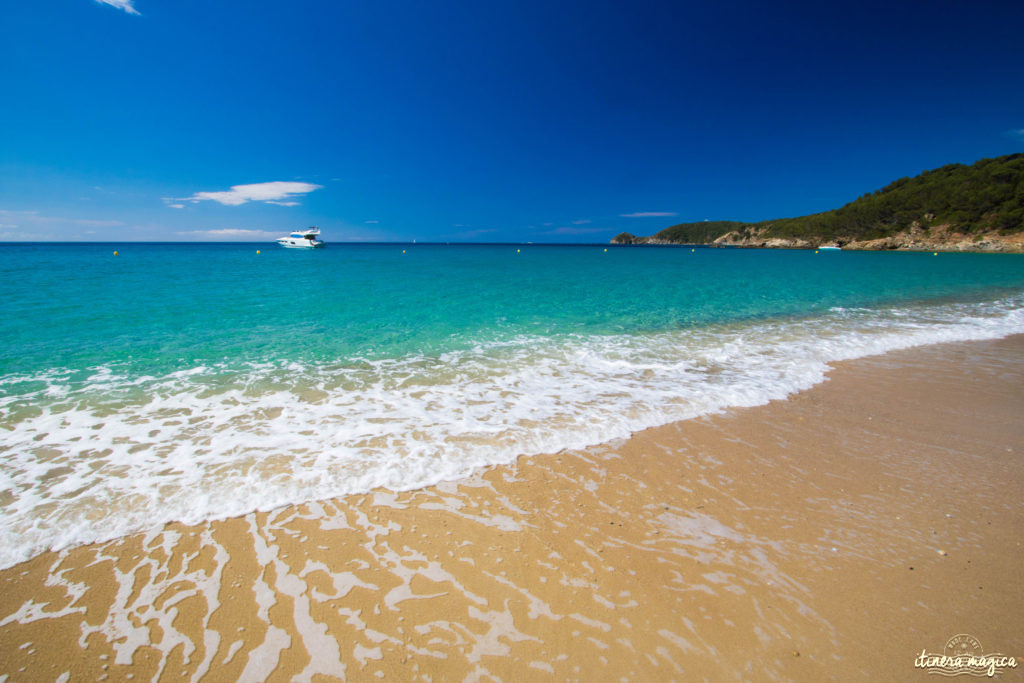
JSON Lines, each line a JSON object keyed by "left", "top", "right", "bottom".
{"left": 1, "top": 0, "right": 1022, "bottom": 243}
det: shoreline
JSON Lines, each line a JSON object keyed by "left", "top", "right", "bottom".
{"left": 608, "top": 240, "right": 1024, "bottom": 253}
{"left": 2, "top": 335, "right": 1023, "bottom": 679}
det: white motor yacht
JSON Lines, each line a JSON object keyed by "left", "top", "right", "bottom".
{"left": 276, "top": 227, "right": 325, "bottom": 248}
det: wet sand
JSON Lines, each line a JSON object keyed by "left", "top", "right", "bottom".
{"left": 1, "top": 336, "right": 1023, "bottom": 680}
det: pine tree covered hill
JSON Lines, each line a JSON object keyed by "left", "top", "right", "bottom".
{"left": 612, "top": 154, "right": 1024, "bottom": 251}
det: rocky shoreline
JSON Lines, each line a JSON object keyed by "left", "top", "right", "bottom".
{"left": 613, "top": 224, "right": 1024, "bottom": 252}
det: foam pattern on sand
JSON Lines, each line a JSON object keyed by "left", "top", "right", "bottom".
{"left": 0, "top": 294, "right": 1022, "bottom": 568}
{"left": 3, "top": 336, "right": 1022, "bottom": 680}
{"left": 0, "top": 444, "right": 848, "bottom": 680}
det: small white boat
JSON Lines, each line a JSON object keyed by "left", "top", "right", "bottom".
{"left": 818, "top": 245, "right": 841, "bottom": 251}
{"left": 276, "top": 227, "right": 325, "bottom": 248}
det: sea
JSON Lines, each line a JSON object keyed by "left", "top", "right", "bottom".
{"left": 1, "top": 242, "right": 1022, "bottom": 569}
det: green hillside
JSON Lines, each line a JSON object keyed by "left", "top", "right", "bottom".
{"left": 614, "top": 153, "right": 1024, "bottom": 246}
{"left": 654, "top": 221, "right": 747, "bottom": 243}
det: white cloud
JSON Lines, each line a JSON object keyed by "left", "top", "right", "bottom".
{"left": 176, "top": 181, "right": 323, "bottom": 207}
{"left": 96, "top": 0, "right": 139, "bottom": 15}
{"left": 546, "top": 226, "right": 610, "bottom": 235}
{"left": 70, "top": 218, "right": 124, "bottom": 227}
{"left": 620, "top": 211, "right": 678, "bottom": 218}
{"left": 453, "top": 227, "right": 499, "bottom": 238}
{"left": 365, "top": 219, "right": 380, "bottom": 224}
{"left": 176, "top": 229, "right": 281, "bottom": 240}
{"left": 0, "top": 210, "right": 123, "bottom": 228}
{"left": 1008, "top": 128, "right": 1024, "bottom": 139}
{"left": 168, "top": 204, "right": 185, "bottom": 209}
{"left": 571, "top": 219, "right": 591, "bottom": 225}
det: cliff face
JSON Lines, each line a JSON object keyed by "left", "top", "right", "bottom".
{"left": 615, "top": 225, "right": 1024, "bottom": 252}
{"left": 711, "top": 223, "right": 1024, "bottom": 252}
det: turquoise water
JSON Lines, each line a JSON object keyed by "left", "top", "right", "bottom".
{"left": 1, "top": 242, "right": 1023, "bottom": 568}
{"left": 4, "top": 243, "right": 1023, "bottom": 374}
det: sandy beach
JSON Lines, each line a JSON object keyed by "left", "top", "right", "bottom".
{"left": 1, "top": 335, "right": 1022, "bottom": 680}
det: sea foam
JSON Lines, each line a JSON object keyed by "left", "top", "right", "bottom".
{"left": 0, "top": 293, "right": 1022, "bottom": 569}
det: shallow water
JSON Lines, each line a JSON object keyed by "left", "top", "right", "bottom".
{"left": 1, "top": 243, "right": 1022, "bottom": 567}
